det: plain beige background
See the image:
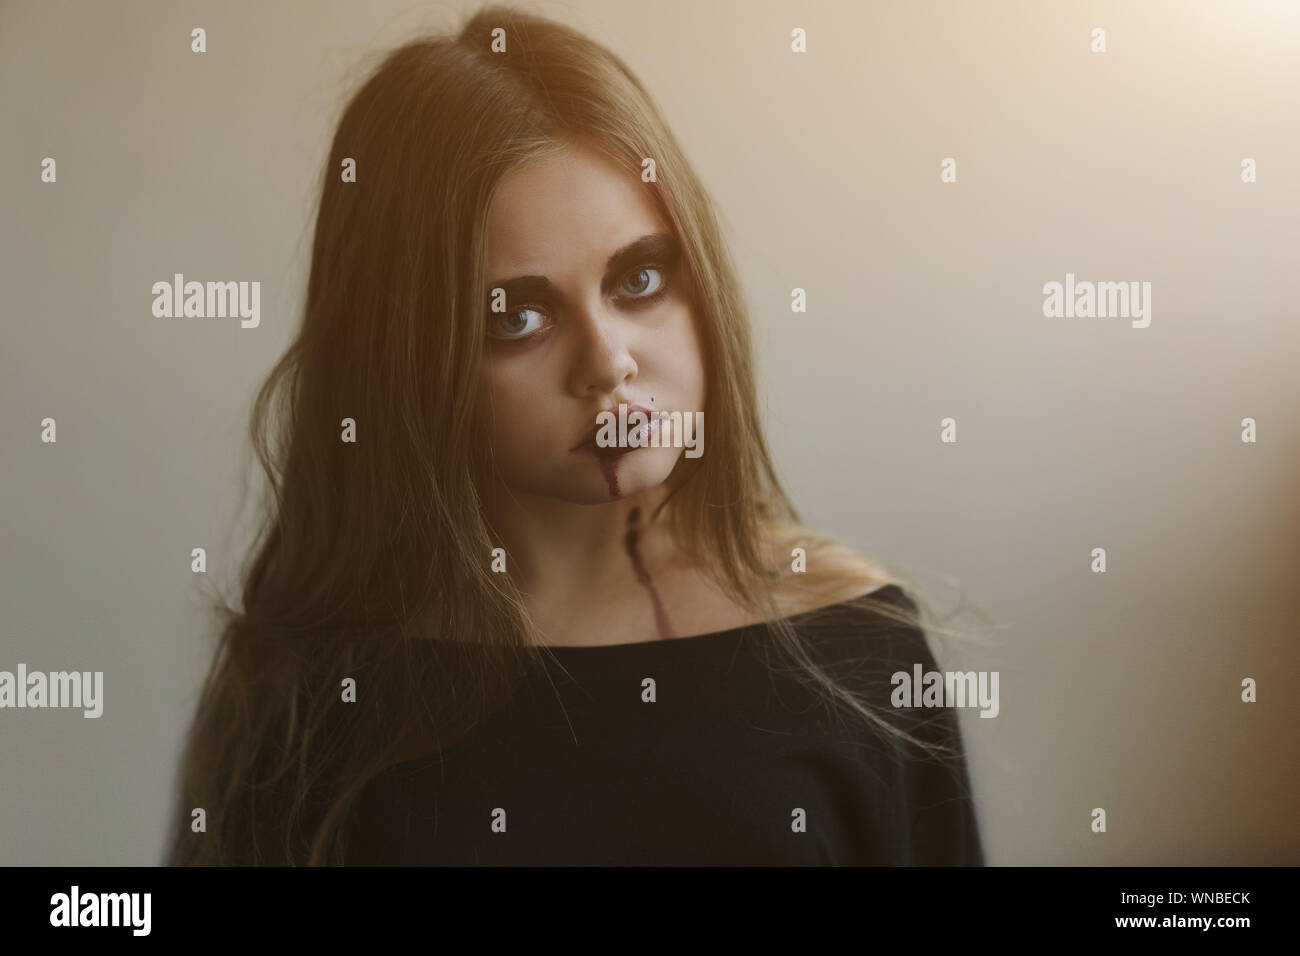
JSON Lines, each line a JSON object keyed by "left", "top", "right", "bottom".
{"left": 2, "top": 0, "right": 1297, "bottom": 865}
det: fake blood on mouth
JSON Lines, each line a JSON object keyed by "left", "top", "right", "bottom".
{"left": 586, "top": 412, "right": 657, "bottom": 499}
{"left": 622, "top": 507, "right": 675, "bottom": 641}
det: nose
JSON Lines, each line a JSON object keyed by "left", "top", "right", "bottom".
{"left": 565, "top": 297, "right": 638, "bottom": 398}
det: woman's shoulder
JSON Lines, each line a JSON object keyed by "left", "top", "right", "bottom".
{"left": 754, "top": 530, "right": 930, "bottom": 665}
{"left": 762, "top": 530, "right": 908, "bottom": 618}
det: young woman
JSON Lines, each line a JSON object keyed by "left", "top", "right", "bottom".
{"left": 166, "top": 4, "right": 983, "bottom": 866}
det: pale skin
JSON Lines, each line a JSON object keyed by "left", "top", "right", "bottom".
{"left": 478, "top": 140, "right": 882, "bottom": 647}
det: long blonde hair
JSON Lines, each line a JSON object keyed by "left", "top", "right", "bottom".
{"left": 166, "top": 3, "right": 968, "bottom": 866}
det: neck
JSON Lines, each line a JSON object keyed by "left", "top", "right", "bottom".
{"left": 480, "top": 481, "right": 674, "bottom": 606}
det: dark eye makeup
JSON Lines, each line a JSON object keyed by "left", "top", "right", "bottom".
{"left": 486, "top": 260, "right": 675, "bottom": 344}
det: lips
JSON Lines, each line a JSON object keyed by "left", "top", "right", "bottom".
{"left": 572, "top": 404, "right": 656, "bottom": 453}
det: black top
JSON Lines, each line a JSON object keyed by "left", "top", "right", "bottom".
{"left": 344, "top": 584, "right": 984, "bottom": 866}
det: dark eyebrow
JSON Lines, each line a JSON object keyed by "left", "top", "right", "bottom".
{"left": 487, "top": 232, "right": 680, "bottom": 303}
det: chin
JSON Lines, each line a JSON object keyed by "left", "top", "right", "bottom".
{"left": 571, "top": 449, "right": 681, "bottom": 502}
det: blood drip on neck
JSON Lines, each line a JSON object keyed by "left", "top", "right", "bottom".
{"left": 622, "top": 507, "right": 675, "bottom": 641}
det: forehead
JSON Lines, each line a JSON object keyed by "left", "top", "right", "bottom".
{"left": 484, "top": 142, "right": 669, "bottom": 276}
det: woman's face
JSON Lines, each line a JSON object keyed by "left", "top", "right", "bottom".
{"left": 479, "top": 141, "right": 706, "bottom": 504}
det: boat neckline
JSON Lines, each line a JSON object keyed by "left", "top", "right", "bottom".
{"left": 531, "top": 583, "right": 903, "bottom": 652}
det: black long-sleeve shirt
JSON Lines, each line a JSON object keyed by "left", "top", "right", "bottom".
{"left": 344, "top": 584, "right": 984, "bottom": 865}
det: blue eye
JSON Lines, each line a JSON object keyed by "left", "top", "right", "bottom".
{"left": 619, "top": 266, "right": 665, "bottom": 298}
{"left": 486, "top": 265, "right": 669, "bottom": 343}
{"left": 488, "top": 306, "right": 548, "bottom": 340}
